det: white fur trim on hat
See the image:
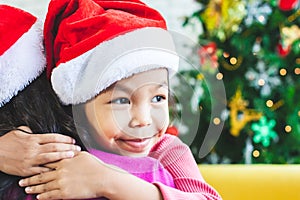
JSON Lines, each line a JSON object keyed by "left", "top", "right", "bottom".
{"left": 0, "top": 20, "right": 46, "bottom": 107}
{"left": 51, "top": 27, "right": 179, "bottom": 105}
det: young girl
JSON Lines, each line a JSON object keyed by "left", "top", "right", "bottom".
{"left": 19, "top": 0, "right": 221, "bottom": 199}
{"left": 0, "top": 4, "right": 174, "bottom": 200}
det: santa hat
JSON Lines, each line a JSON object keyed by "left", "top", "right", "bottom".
{"left": 44, "top": 0, "right": 179, "bottom": 105}
{"left": 0, "top": 5, "right": 45, "bottom": 107}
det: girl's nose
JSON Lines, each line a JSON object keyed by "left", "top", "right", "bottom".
{"left": 129, "top": 105, "right": 152, "bottom": 128}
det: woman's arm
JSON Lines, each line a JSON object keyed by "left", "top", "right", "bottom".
{"left": 0, "top": 126, "right": 80, "bottom": 176}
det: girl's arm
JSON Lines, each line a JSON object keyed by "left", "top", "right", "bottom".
{"left": 103, "top": 168, "right": 163, "bottom": 200}
{"left": 0, "top": 126, "right": 80, "bottom": 176}
{"left": 19, "top": 151, "right": 164, "bottom": 200}
{"left": 18, "top": 134, "right": 221, "bottom": 200}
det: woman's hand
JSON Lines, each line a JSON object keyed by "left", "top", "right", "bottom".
{"left": 0, "top": 126, "right": 81, "bottom": 176}
{"left": 19, "top": 151, "right": 116, "bottom": 200}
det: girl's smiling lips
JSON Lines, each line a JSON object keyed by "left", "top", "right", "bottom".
{"left": 115, "top": 135, "right": 156, "bottom": 153}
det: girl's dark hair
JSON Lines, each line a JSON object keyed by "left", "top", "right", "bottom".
{"left": 0, "top": 72, "right": 85, "bottom": 200}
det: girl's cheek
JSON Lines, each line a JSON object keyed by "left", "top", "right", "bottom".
{"left": 111, "top": 109, "right": 131, "bottom": 129}
{"left": 152, "top": 106, "right": 169, "bottom": 126}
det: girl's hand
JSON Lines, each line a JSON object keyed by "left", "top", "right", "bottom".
{"left": 19, "top": 151, "right": 116, "bottom": 200}
{"left": 0, "top": 126, "right": 81, "bottom": 176}
{"left": 20, "top": 151, "right": 163, "bottom": 200}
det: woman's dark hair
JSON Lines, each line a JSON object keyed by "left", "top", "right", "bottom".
{"left": 0, "top": 72, "right": 86, "bottom": 199}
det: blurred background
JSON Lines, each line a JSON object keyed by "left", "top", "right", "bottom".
{"left": 1, "top": 0, "right": 299, "bottom": 165}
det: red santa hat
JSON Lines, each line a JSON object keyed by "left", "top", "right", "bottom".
{"left": 0, "top": 5, "right": 45, "bottom": 107}
{"left": 44, "top": 0, "right": 179, "bottom": 105}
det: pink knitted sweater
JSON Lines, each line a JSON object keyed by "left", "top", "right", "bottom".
{"left": 25, "top": 134, "right": 221, "bottom": 200}
{"left": 149, "top": 134, "right": 222, "bottom": 200}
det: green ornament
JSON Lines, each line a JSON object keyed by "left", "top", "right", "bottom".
{"left": 269, "top": 0, "right": 278, "bottom": 7}
{"left": 292, "top": 40, "right": 300, "bottom": 54}
{"left": 251, "top": 116, "right": 277, "bottom": 147}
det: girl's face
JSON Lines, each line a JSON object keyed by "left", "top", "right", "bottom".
{"left": 85, "top": 68, "right": 169, "bottom": 157}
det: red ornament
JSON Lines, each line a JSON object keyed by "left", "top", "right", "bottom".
{"left": 278, "top": 0, "right": 298, "bottom": 11}
{"left": 277, "top": 43, "right": 291, "bottom": 57}
{"left": 166, "top": 125, "right": 179, "bottom": 136}
{"left": 198, "top": 42, "right": 219, "bottom": 68}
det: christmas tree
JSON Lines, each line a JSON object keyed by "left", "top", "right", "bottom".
{"left": 176, "top": 0, "right": 300, "bottom": 164}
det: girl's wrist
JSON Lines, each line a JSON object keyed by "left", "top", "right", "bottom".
{"left": 98, "top": 168, "right": 118, "bottom": 199}
{"left": 94, "top": 163, "right": 120, "bottom": 198}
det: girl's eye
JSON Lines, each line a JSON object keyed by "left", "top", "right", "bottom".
{"left": 110, "top": 98, "right": 130, "bottom": 104}
{"left": 151, "top": 95, "right": 166, "bottom": 103}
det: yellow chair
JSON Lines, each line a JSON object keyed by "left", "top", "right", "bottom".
{"left": 199, "top": 164, "right": 300, "bottom": 200}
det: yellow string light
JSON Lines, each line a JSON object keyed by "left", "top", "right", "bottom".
{"left": 230, "top": 57, "right": 237, "bottom": 65}
{"left": 221, "top": 55, "right": 243, "bottom": 71}
{"left": 216, "top": 72, "right": 223, "bottom": 80}
{"left": 252, "top": 150, "right": 260, "bottom": 158}
{"left": 213, "top": 117, "right": 221, "bottom": 125}
{"left": 266, "top": 100, "right": 273, "bottom": 108}
{"left": 223, "top": 52, "right": 230, "bottom": 58}
{"left": 258, "top": 79, "right": 265, "bottom": 86}
{"left": 285, "top": 125, "right": 292, "bottom": 133}
{"left": 279, "top": 68, "right": 287, "bottom": 76}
